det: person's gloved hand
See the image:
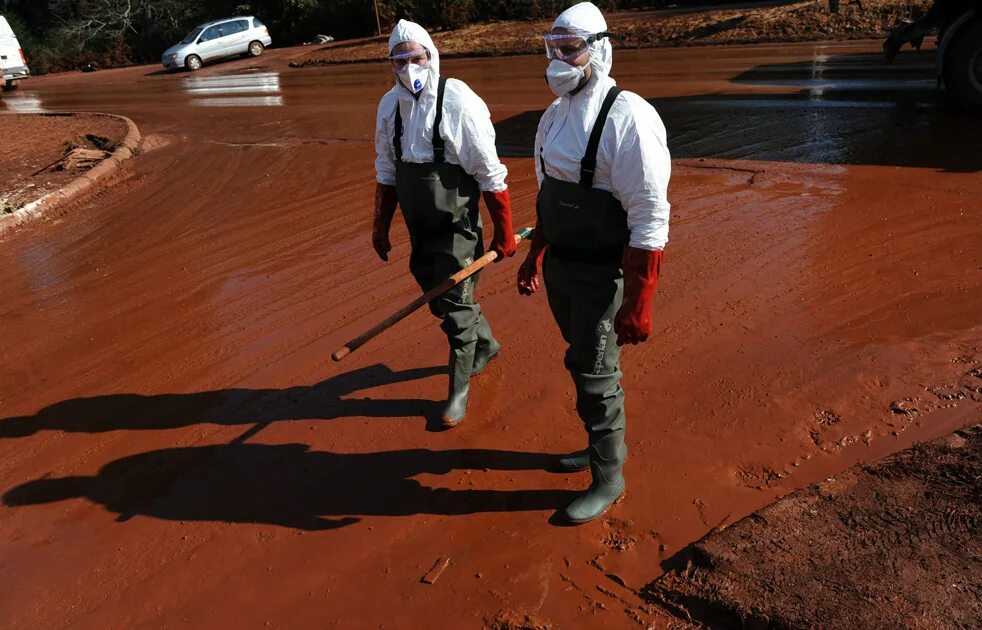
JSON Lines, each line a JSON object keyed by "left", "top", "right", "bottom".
{"left": 614, "top": 246, "right": 664, "bottom": 345}
{"left": 482, "top": 189, "right": 517, "bottom": 262}
{"left": 373, "top": 183, "right": 398, "bottom": 261}
{"left": 517, "top": 223, "right": 548, "bottom": 296}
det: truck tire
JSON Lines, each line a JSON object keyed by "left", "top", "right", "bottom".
{"left": 943, "top": 18, "right": 982, "bottom": 113}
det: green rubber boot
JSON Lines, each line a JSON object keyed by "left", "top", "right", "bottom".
{"left": 563, "top": 435, "right": 626, "bottom": 524}
{"left": 555, "top": 449, "right": 590, "bottom": 473}
{"left": 440, "top": 350, "right": 471, "bottom": 429}
{"left": 471, "top": 319, "right": 499, "bottom": 376}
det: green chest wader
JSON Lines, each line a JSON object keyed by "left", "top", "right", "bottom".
{"left": 393, "top": 77, "right": 495, "bottom": 423}
{"left": 538, "top": 86, "right": 629, "bottom": 521}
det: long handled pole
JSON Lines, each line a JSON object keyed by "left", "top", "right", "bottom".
{"left": 331, "top": 226, "right": 533, "bottom": 362}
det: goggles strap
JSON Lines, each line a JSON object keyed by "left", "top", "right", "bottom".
{"left": 586, "top": 32, "right": 624, "bottom": 46}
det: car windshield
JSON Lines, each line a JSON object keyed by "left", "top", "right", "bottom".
{"left": 180, "top": 28, "right": 204, "bottom": 45}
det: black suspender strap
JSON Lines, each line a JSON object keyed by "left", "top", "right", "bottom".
{"left": 432, "top": 77, "right": 447, "bottom": 164}
{"left": 392, "top": 77, "right": 448, "bottom": 164}
{"left": 579, "top": 86, "right": 622, "bottom": 188}
{"left": 393, "top": 102, "right": 403, "bottom": 161}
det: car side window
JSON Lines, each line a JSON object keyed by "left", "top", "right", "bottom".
{"left": 253, "top": 18, "right": 265, "bottom": 29}
{"left": 200, "top": 25, "right": 223, "bottom": 42}
{"left": 233, "top": 20, "right": 250, "bottom": 34}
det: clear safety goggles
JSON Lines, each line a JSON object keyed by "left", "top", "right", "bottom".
{"left": 387, "top": 48, "right": 431, "bottom": 70}
{"left": 542, "top": 32, "right": 613, "bottom": 64}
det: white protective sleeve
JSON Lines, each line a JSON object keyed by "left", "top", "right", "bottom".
{"left": 374, "top": 90, "right": 399, "bottom": 187}
{"left": 534, "top": 78, "right": 671, "bottom": 251}
{"left": 374, "top": 80, "right": 508, "bottom": 192}
{"left": 605, "top": 92, "right": 671, "bottom": 251}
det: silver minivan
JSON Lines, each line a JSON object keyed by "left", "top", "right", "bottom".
{"left": 162, "top": 16, "right": 272, "bottom": 71}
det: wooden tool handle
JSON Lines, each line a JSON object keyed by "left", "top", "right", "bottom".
{"left": 331, "top": 227, "right": 533, "bottom": 362}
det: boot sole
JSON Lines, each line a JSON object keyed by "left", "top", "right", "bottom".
{"left": 564, "top": 490, "right": 626, "bottom": 525}
{"left": 440, "top": 415, "right": 464, "bottom": 429}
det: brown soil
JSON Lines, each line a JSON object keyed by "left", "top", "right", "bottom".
{"left": 291, "top": 0, "right": 932, "bottom": 67}
{"left": 0, "top": 113, "right": 128, "bottom": 213}
{"left": 646, "top": 424, "right": 982, "bottom": 628}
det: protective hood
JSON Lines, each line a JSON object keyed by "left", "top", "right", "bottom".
{"left": 552, "top": 1, "right": 612, "bottom": 80}
{"left": 388, "top": 19, "right": 440, "bottom": 93}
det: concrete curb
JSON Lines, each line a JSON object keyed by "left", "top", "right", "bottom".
{"left": 0, "top": 112, "right": 142, "bottom": 235}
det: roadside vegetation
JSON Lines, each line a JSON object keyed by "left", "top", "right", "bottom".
{"left": 0, "top": 0, "right": 643, "bottom": 73}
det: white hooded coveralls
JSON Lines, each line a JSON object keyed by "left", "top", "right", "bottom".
{"left": 535, "top": 3, "right": 671, "bottom": 251}
{"left": 375, "top": 20, "right": 508, "bottom": 193}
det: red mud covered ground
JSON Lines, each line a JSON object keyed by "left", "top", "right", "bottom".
{"left": 649, "top": 425, "right": 982, "bottom": 628}
{"left": 0, "top": 113, "right": 127, "bottom": 212}
{"left": 0, "top": 42, "right": 980, "bottom": 627}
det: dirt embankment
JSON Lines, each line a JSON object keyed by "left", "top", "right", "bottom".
{"left": 0, "top": 113, "right": 129, "bottom": 214}
{"left": 291, "top": 0, "right": 931, "bottom": 67}
{"left": 647, "top": 423, "right": 982, "bottom": 628}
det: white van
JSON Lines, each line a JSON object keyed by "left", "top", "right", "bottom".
{"left": 0, "top": 16, "right": 30, "bottom": 91}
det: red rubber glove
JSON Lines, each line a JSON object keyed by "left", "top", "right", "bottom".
{"left": 516, "top": 222, "right": 548, "bottom": 296}
{"left": 614, "top": 246, "right": 664, "bottom": 346}
{"left": 373, "top": 183, "right": 398, "bottom": 261}
{"left": 482, "top": 189, "right": 517, "bottom": 263}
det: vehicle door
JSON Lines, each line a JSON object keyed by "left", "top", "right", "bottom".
{"left": 225, "top": 19, "right": 252, "bottom": 56}
{"left": 196, "top": 24, "right": 227, "bottom": 61}
{"left": 0, "top": 22, "right": 15, "bottom": 77}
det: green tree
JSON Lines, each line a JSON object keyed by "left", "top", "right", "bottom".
{"left": 0, "top": 0, "right": 666, "bottom": 73}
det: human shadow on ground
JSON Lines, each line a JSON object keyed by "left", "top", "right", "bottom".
{"left": 2, "top": 443, "right": 575, "bottom": 531}
{"left": 0, "top": 364, "right": 446, "bottom": 438}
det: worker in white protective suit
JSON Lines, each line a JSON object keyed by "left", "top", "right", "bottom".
{"left": 373, "top": 20, "right": 517, "bottom": 429}
{"left": 516, "top": 2, "right": 671, "bottom": 523}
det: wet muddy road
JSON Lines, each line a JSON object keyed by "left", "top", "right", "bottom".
{"left": 1, "top": 42, "right": 979, "bottom": 627}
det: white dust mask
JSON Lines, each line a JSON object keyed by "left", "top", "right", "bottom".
{"left": 396, "top": 63, "right": 429, "bottom": 94}
{"left": 545, "top": 59, "right": 586, "bottom": 97}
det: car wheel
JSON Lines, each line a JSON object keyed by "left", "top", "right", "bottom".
{"left": 185, "top": 55, "right": 203, "bottom": 72}
{"left": 248, "top": 41, "right": 264, "bottom": 57}
{"left": 1, "top": 80, "right": 16, "bottom": 92}
{"left": 943, "top": 18, "right": 982, "bottom": 113}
